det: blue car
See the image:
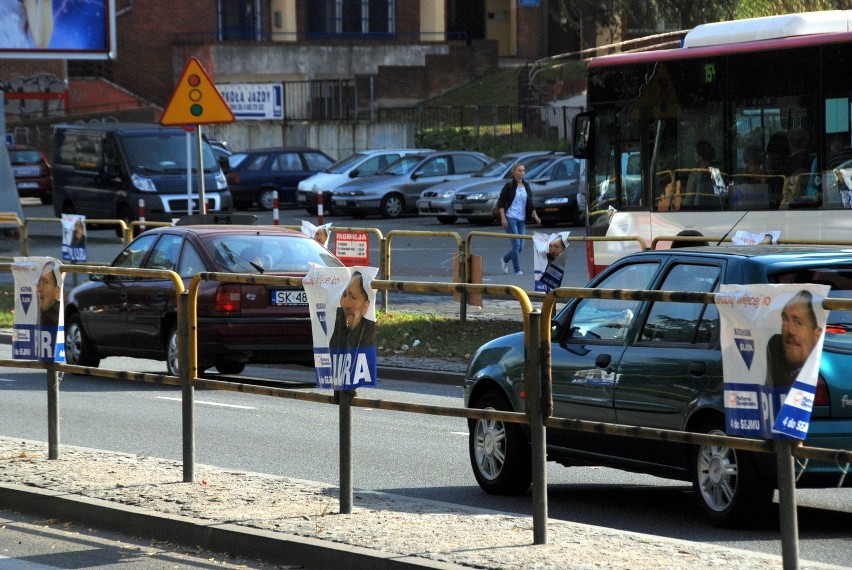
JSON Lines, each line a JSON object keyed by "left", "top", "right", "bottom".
{"left": 464, "top": 245, "right": 852, "bottom": 527}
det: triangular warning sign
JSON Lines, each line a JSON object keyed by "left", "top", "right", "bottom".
{"left": 161, "top": 57, "right": 235, "bottom": 126}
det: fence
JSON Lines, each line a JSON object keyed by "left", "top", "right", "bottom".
{"left": 0, "top": 261, "right": 849, "bottom": 569}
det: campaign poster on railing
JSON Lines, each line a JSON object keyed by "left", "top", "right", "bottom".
{"left": 717, "top": 284, "right": 829, "bottom": 440}
{"left": 11, "top": 257, "right": 65, "bottom": 363}
{"left": 303, "top": 266, "right": 378, "bottom": 390}
{"left": 61, "top": 214, "right": 87, "bottom": 262}
{"left": 532, "top": 231, "right": 570, "bottom": 292}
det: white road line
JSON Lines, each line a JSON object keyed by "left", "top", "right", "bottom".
{"left": 156, "top": 396, "right": 255, "bottom": 410}
{"left": 0, "top": 378, "right": 15, "bottom": 383}
{"left": 450, "top": 431, "right": 468, "bottom": 436}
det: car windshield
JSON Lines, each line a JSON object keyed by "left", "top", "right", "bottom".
{"left": 770, "top": 267, "right": 852, "bottom": 350}
{"left": 124, "top": 134, "right": 219, "bottom": 173}
{"left": 526, "top": 158, "right": 556, "bottom": 178}
{"left": 475, "top": 155, "right": 523, "bottom": 178}
{"left": 204, "top": 234, "right": 343, "bottom": 273}
{"left": 9, "top": 149, "right": 42, "bottom": 164}
{"left": 381, "top": 155, "right": 423, "bottom": 175}
{"left": 324, "top": 152, "right": 367, "bottom": 174}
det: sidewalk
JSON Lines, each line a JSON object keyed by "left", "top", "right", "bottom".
{"left": 0, "top": 438, "right": 842, "bottom": 570}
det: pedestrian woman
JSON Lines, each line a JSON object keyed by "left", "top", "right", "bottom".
{"left": 497, "top": 163, "right": 540, "bottom": 275}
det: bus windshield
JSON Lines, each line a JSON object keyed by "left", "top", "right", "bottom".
{"left": 578, "top": 11, "right": 852, "bottom": 277}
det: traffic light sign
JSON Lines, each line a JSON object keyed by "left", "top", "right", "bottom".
{"left": 161, "top": 57, "right": 235, "bottom": 126}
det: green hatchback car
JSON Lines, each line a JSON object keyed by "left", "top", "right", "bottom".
{"left": 464, "top": 245, "right": 852, "bottom": 527}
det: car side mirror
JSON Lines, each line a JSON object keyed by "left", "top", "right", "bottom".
{"left": 349, "top": 169, "right": 359, "bottom": 178}
{"left": 218, "top": 156, "right": 231, "bottom": 174}
{"left": 573, "top": 113, "right": 594, "bottom": 159}
{"left": 410, "top": 172, "right": 419, "bottom": 180}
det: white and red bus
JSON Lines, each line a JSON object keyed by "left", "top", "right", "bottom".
{"left": 573, "top": 10, "right": 852, "bottom": 276}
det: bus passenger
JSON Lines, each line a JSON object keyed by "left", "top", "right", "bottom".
{"left": 765, "top": 132, "right": 790, "bottom": 208}
{"left": 685, "top": 141, "right": 718, "bottom": 208}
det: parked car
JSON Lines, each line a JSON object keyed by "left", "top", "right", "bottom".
{"left": 451, "top": 154, "right": 576, "bottom": 225}
{"left": 297, "top": 148, "right": 430, "bottom": 215}
{"left": 529, "top": 155, "right": 584, "bottom": 226}
{"left": 416, "top": 151, "right": 558, "bottom": 225}
{"left": 208, "top": 140, "right": 233, "bottom": 172}
{"left": 226, "top": 147, "right": 335, "bottom": 210}
{"left": 330, "top": 151, "right": 492, "bottom": 218}
{"left": 7, "top": 144, "right": 52, "bottom": 204}
{"left": 464, "top": 245, "right": 852, "bottom": 527}
{"left": 64, "top": 221, "right": 343, "bottom": 376}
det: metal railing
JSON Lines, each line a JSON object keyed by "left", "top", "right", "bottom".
{"left": 0, "top": 261, "right": 849, "bottom": 569}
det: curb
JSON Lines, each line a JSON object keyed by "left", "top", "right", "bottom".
{"left": 0, "top": 482, "right": 465, "bottom": 570}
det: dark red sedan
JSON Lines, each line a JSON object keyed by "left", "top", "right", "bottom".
{"left": 64, "top": 223, "right": 342, "bottom": 375}
{"left": 8, "top": 144, "right": 52, "bottom": 204}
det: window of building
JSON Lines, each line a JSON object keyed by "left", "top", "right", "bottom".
{"left": 308, "top": 0, "right": 394, "bottom": 37}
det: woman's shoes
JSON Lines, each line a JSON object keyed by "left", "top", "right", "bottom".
{"left": 501, "top": 258, "right": 509, "bottom": 274}
{"left": 515, "top": 271, "right": 524, "bottom": 275}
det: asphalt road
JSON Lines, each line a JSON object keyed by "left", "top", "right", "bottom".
{"left": 0, "top": 356, "right": 850, "bottom": 567}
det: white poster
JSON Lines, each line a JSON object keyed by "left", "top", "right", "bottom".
{"left": 731, "top": 230, "right": 781, "bottom": 245}
{"left": 303, "top": 266, "right": 379, "bottom": 390}
{"left": 717, "top": 284, "right": 829, "bottom": 440}
{"left": 61, "top": 214, "right": 87, "bottom": 261}
{"left": 532, "top": 231, "right": 569, "bottom": 292}
{"left": 12, "top": 257, "right": 65, "bottom": 363}
{"left": 301, "top": 220, "right": 332, "bottom": 248}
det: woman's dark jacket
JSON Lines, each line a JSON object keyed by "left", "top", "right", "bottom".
{"left": 496, "top": 180, "right": 534, "bottom": 220}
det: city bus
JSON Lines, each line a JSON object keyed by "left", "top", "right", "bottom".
{"left": 573, "top": 10, "right": 852, "bottom": 277}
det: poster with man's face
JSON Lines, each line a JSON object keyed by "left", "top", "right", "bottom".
{"left": 717, "top": 283, "right": 829, "bottom": 440}
{"left": 11, "top": 256, "right": 65, "bottom": 363}
{"left": 303, "top": 266, "right": 378, "bottom": 390}
{"left": 532, "top": 231, "right": 570, "bottom": 292}
{"left": 61, "top": 214, "right": 87, "bottom": 261}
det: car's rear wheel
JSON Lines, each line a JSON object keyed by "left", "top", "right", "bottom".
{"left": 468, "top": 390, "right": 531, "bottom": 495}
{"left": 166, "top": 326, "right": 180, "bottom": 377}
{"left": 692, "top": 420, "right": 774, "bottom": 527}
{"left": 257, "top": 188, "right": 277, "bottom": 211}
{"left": 437, "top": 216, "right": 457, "bottom": 225}
{"left": 40, "top": 195, "right": 53, "bottom": 205}
{"left": 380, "top": 193, "right": 404, "bottom": 218}
{"left": 215, "top": 360, "right": 246, "bottom": 375}
{"left": 65, "top": 314, "right": 100, "bottom": 368}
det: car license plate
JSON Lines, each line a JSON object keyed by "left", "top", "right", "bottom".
{"left": 16, "top": 182, "right": 39, "bottom": 189}
{"left": 13, "top": 167, "right": 40, "bottom": 177}
{"left": 454, "top": 205, "right": 464, "bottom": 212}
{"left": 271, "top": 290, "right": 308, "bottom": 305}
{"left": 346, "top": 200, "right": 357, "bottom": 207}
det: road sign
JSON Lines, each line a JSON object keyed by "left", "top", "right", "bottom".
{"left": 161, "top": 57, "right": 235, "bottom": 126}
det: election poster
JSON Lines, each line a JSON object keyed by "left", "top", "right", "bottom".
{"left": 301, "top": 220, "right": 332, "bottom": 249}
{"left": 303, "top": 266, "right": 379, "bottom": 390}
{"left": 717, "top": 284, "right": 829, "bottom": 440}
{"left": 12, "top": 257, "right": 65, "bottom": 363}
{"left": 731, "top": 230, "right": 781, "bottom": 245}
{"left": 61, "top": 214, "right": 87, "bottom": 262}
{"left": 532, "top": 231, "right": 570, "bottom": 292}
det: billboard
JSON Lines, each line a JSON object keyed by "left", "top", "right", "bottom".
{"left": 0, "top": 0, "right": 116, "bottom": 60}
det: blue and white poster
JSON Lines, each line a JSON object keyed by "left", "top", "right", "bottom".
{"left": 61, "top": 214, "right": 87, "bottom": 262}
{"left": 303, "top": 266, "right": 378, "bottom": 390}
{"left": 532, "top": 231, "right": 569, "bottom": 292}
{"left": 717, "top": 284, "right": 828, "bottom": 440}
{"left": 12, "top": 256, "right": 65, "bottom": 363}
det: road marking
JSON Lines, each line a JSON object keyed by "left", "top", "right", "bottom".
{"left": 156, "top": 396, "right": 256, "bottom": 410}
{"left": 0, "top": 378, "right": 15, "bottom": 383}
{"left": 450, "top": 431, "right": 468, "bottom": 436}
{"left": 0, "top": 555, "right": 58, "bottom": 568}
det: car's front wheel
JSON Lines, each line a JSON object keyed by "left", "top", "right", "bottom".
{"left": 166, "top": 326, "right": 180, "bottom": 377}
{"left": 215, "top": 359, "right": 245, "bottom": 375}
{"left": 380, "top": 193, "right": 404, "bottom": 218}
{"left": 692, "top": 421, "right": 774, "bottom": 527}
{"left": 437, "top": 216, "right": 457, "bottom": 225}
{"left": 468, "top": 390, "right": 532, "bottom": 495}
{"left": 64, "top": 314, "right": 100, "bottom": 368}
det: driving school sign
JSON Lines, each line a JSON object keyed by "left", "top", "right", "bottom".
{"left": 217, "top": 83, "right": 283, "bottom": 120}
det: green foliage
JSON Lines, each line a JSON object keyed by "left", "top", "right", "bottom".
{"left": 734, "top": 0, "right": 848, "bottom": 18}
{"left": 376, "top": 310, "right": 520, "bottom": 360}
{"left": 415, "top": 126, "right": 476, "bottom": 151}
{"left": 0, "top": 285, "right": 14, "bottom": 328}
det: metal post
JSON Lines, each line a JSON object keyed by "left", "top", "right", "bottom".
{"left": 46, "top": 363, "right": 60, "bottom": 460}
{"left": 380, "top": 237, "right": 388, "bottom": 311}
{"left": 776, "top": 440, "right": 800, "bottom": 570}
{"left": 338, "top": 389, "right": 354, "bottom": 514}
{"left": 527, "top": 311, "right": 548, "bottom": 544}
{"left": 178, "top": 292, "right": 195, "bottom": 482}
{"left": 459, "top": 248, "right": 468, "bottom": 323}
{"left": 195, "top": 125, "right": 207, "bottom": 213}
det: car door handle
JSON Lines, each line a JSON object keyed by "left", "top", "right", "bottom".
{"left": 688, "top": 361, "right": 706, "bottom": 376}
{"left": 595, "top": 353, "right": 612, "bottom": 369}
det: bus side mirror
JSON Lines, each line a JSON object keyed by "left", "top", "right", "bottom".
{"left": 573, "top": 113, "right": 593, "bottom": 159}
